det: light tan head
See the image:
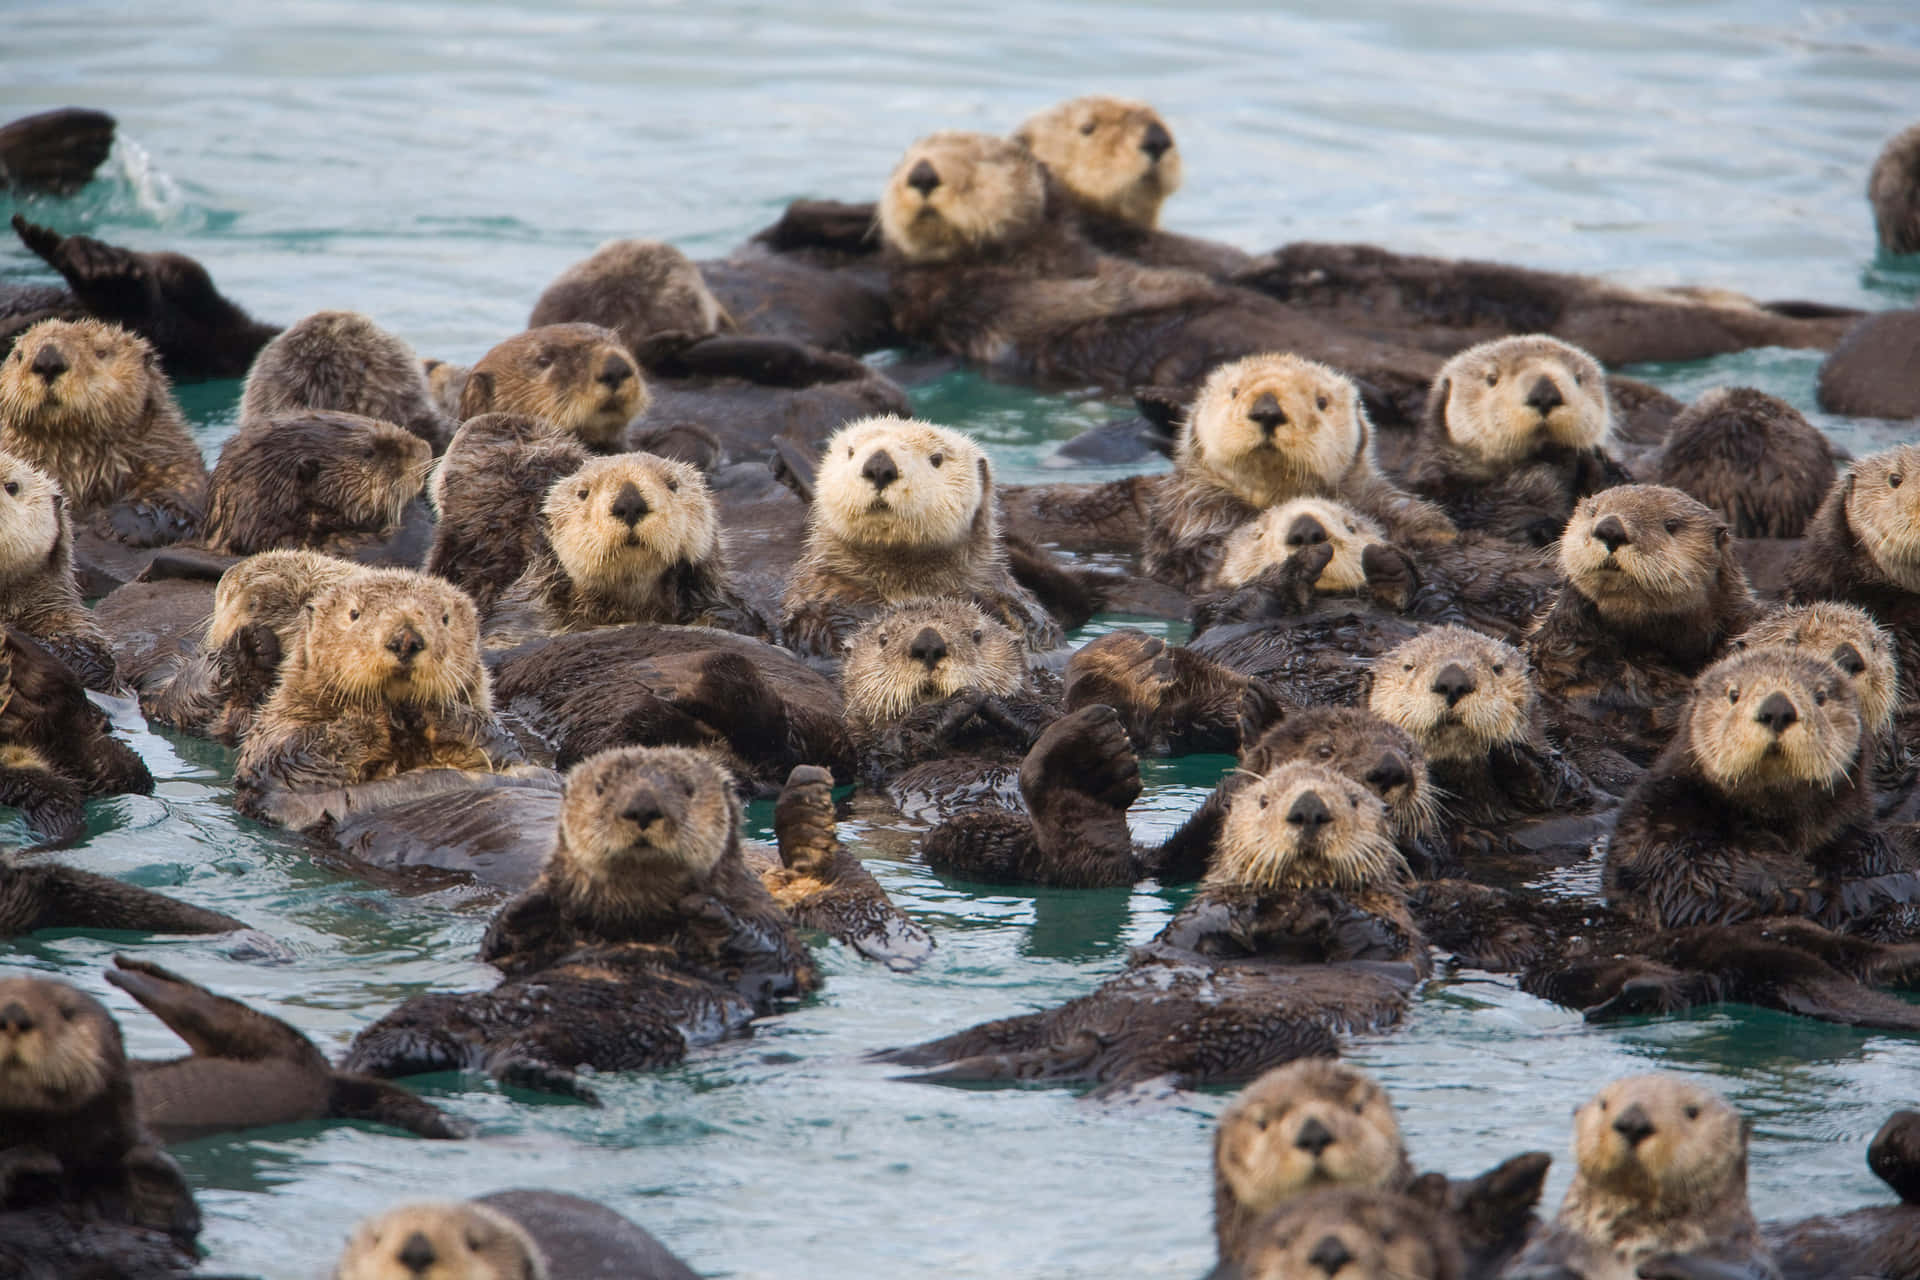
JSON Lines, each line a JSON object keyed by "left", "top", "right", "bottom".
{"left": 1870, "top": 122, "right": 1920, "bottom": 256}
{"left": 1738, "top": 602, "right": 1896, "bottom": 734}
{"left": 1685, "top": 646, "right": 1861, "bottom": 796}
{"left": 203, "top": 410, "right": 432, "bottom": 555}
{"left": 1215, "top": 498, "right": 1387, "bottom": 592}
{"left": 1011, "top": 95, "right": 1181, "bottom": 229}
{"left": 1238, "top": 1187, "right": 1463, "bottom": 1280}
{"left": 334, "top": 1202, "right": 545, "bottom": 1280}
{"left": 549, "top": 745, "right": 739, "bottom": 921}
{"left": 1214, "top": 761, "right": 1407, "bottom": 895}
{"left": 1568, "top": 1074, "right": 1750, "bottom": 1223}
{"left": 529, "top": 239, "right": 731, "bottom": 353}
{"left": 240, "top": 310, "right": 448, "bottom": 444}
{"left": 812, "top": 415, "right": 990, "bottom": 551}
{"left": 458, "top": 324, "right": 646, "bottom": 450}
{"left": 0, "top": 450, "right": 65, "bottom": 587}
{"left": 289, "top": 569, "right": 488, "bottom": 713}
{"left": 208, "top": 550, "right": 360, "bottom": 649}
{"left": 1369, "top": 626, "right": 1534, "bottom": 764}
{"left": 1240, "top": 706, "right": 1436, "bottom": 841}
{"left": 1558, "top": 485, "right": 1738, "bottom": 621}
{"left": 1843, "top": 445, "right": 1920, "bottom": 592}
{"left": 1180, "top": 355, "right": 1370, "bottom": 509}
{"left": 0, "top": 318, "right": 162, "bottom": 443}
{"left": 542, "top": 452, "right": 718, "bottom": 596}
{"left": 1426, "top": 336, "right": 1609, "bottom": 469}
{"left": 841, "top": 598, "right": 1025, "bottom": 725}
{"left": 878, "top": 131, "right": 1049, "bottom": 264}
{"left": 0, "top": 974, "right": 123, "bottom": 1115}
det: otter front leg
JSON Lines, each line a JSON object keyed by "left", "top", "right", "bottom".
{"left": 1014, "top": 704, "right": 1142, "bottom": 888}
{"left": 1190, "top": 542, "right": 1333, "bottom": 636}
{"left": 866, "top": 691, "right": 991, "bottom": 779}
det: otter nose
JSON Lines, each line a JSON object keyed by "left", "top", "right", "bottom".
{"left": 1286, "top": 790, "right": 1332, "bottom": 830}
{"left": 385, "top": 626, "right": 425, "bottom": 664}
{"left": 609, "top": 480, "right": 651, "bottom": 526}
{"left": 1525, "top": 376, "right": 1564, "bottom": 416}
{"left": 0, "top": 1001, "right": 34, "bottom": 1034}
{"left": 861, "top": 448, "right": 899, "bottom": 492}
{"left": 1293, "top": 1114, "right": 1337, "bottom": 1157}
{"left": 598, "top": 355, "right": 634, "bottom": 389}
{"left": 1248, "top": 392, "right": 1287, "bottom": 435}
{"left": 1364, "top": 752, "right": 1410, "bottom": 795}
{"left": 1431, "top": 663, "right": 1476, "bottom": 708}
{"left": 1286, "top": 514, "right": 1329, "bottom": 548}
{"left": 908, "top": 626, "right": 948, "bottom": 670}
{"left": 1755, "top": 691, "right": 1799, "bottom": 735}
{"left": 621, "top": 782, "right": 671, "bottom": 830}
{"left": 1308, "top": 1235, "right": 1354, "bottom": 1277}
{"left": 1592, "top": 515, "right": 1631, "bottom": 553}
{"left": 906, "top": 159, "right": 941, "bottom": 196}
{"left": 1833, "top": 643, "right": 1867, "bottom": 677}
{"left": 29, "top": 345, "right": 66, "bottom": 381}
{"left": 396, "top": 1231, "right": 437, "bottom": 1274}
{"left": 1612, "top": 1102, "right": 1656, "bottom": 1147}
{"left": 1139, "top": 121, "right": 1173, "bottom": 162}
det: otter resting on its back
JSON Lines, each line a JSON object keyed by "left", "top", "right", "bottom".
{"left": 0, "top": 448, "right": 117, "bottom": 688}
{"left": 238, "top": 309, "right": 453, "bottom": 449}
{"left": 1235, "top": 1187, "right": 1465, "bottom": 1280}
{"left": 456, "top": 323, "right": 646, "bottom": 452}
{"left": 2, "top": 627, "right": 153, "bottom": 846}
{"left": 335, "top": 1191, "right": 702, "bottom": 1280}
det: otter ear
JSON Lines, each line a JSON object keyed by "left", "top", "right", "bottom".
{"left": 1713, "top": 521, "right": 1731, "bottom": 550}
{"left": 1422, "top": 376, "right": 1451, "bottom": 440}
{"left": 295, "top": 456, "right": 322, "bottom": 487}
{"left": 976, "top": 453, "right": 992, "bottom": 494}
{"left": 422, "top": 358, "right": 443, "bottom": 374}
{"left": 458, "top": 369, "right": 496, "bottom": 419}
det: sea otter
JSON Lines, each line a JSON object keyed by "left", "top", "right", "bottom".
{"left": 456, "top": 323, "right": 646, "bottom": 451}
{"left": 1235, "top": 1187, "right": 1466, "bottom": 1280}
{"left": 238, "top": 309, "right": 453, "bottom": 449}
{"left": 1785, "top": 445, "right": 1920, "bottom": 693}
{"left": 426, "top": 412, "right": 591, "bottom": 612}
{"left": 334, "top": 1190, "right": 701, "bottom": 1280}
{"left": 1, "top": 627, "right": 152, "bottom": 846}
{"left": 1815, "top": 309, "right": 1920, "bottom": 422}
{"left": 1213, "top": 497, "right": 1389, "bottom": 594}
{"left": 0, "top": 108, "right": 114, "bottom": 196}
{"left": 1063, "top": 626, "right": 1247, "bottom": 756}
{"left": 1655, "top": 388, "right": 1837, "bottom": 540}
{"left": 1871, "top": 123, "right": 1920, "bottom": 256}
{"left": 0, "top": 449, "right": 116, "bottom": 688}
{"left": 0, "top": 859, "right": 242, "bottom": 940}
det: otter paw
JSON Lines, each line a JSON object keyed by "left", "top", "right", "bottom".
{"left": 774, "top": 764, "right": 840, "bottom": 876}
{"left": 1362, "top": 542, "right": 1419, "bottom": 611}
{"left": 1064, "top": 628, "right": 1176, "bottom": 732}
{"left": 1020, "top": 704, "right": 1141, "bottom": 815}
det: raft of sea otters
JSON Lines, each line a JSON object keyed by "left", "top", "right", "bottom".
{"left": 3, "top": 98, "right": 1920, "bottom": 1276}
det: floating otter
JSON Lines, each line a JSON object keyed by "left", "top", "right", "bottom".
{"left": 1, "top": 627, "right": 152, "bottom": 846}
{"left": 530, "top": 238, "right": 732, "bottom": 352}
{"left": 1871, "top": 123, "right": 1920, "bottom": 256}
{"left": 0, "top": 449, "right": 115, "bottom": 688}
{"left": 239, "top": 310, "right": 452, "bottom": 449}
{"left": 1213, "top": 497, "right": 1389, "bottom": 594}
{"left": 1763, "top": 1109, "right": 1920, "bottom": 1280}
{"left": 456, "top": 323, "right": 645, "bottom": 451}
{"left": 1509, "top": 1074, "right": 1778, "bottom": 1280}
{"left": 782, "top": 415, "right": 1060, "bottom": 657}
{"left": 1815, "top": 309, "right": 1920, "bottom": 421}
{"left": 0, "top": 108, "right": 114, "bottom": 197}
{"left": 426, "top": 413, "right": 590, "bottom": 612}
{"left": 0, "top": 858, "right": 241, "bottom": 940}
{"left": 1655, "top": 388, "right": 1837, "bottom": 539}
{"left": 335, "top": 1190, "right": 701, "bottom": 1280}
{"left": 1235, "top": 1187, "right": 1465, "bottom": 1280}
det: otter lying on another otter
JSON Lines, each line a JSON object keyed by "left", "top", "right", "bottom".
{"left": 0, "top": 448, "right": 117, "bottom": 688}
{"left": 336, "top": 1190, "right": 701, "bottom": 1280}
{"left": 239, "top": 309, "right": 453, "bottom": 449}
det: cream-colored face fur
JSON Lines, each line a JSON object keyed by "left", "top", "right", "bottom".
{"left": 0, "top": 318, "right": 158, "bottom": 445}
{"left": 1243, "top": 709, "right": 1438, "bottom": 842}
{"left": 294, "top": 569, "right": 488, "bottom": 712}
{"left": 1687, "top": 647, "right": 1860, "bottom": 795}
{"left": 1845, "top": 445, "right": 1920, "bottom": 592}
{"left": 1431, "top": 335, "right": 1610, "bottom": 468}
{"left": 1570, "top": 1074, "right": 1747, "bottom": 1217}
{"left": 1012, "top": 95, "right": 1181, "bottom": 228}
{"left": 1369, "top": 626, "right": 1534, "bottom": 763}
{"left": 0, "top": 451, "right": 62, "bottom": 583}
{"left": 553, "top": 746, "right": 737, "bottom": 910}
{"left": 0, "top": 976, "right": 120, "bottom": 1113}
{"left": 1214, "top": 497, "right": 1386, "bottom": 592}
{"left": 1239, "top": 1189, "right": 1455, "bottom": 1280}
{"left": 1217, "top": 1060, "right": 1407, "bottom": 1219}
{"left": 334, "top": 1202, "right": 545, "bottom": 1280}
{"left": 1181, "top": 355, "right": 1369, "bottom": 509}
{"left": 208, "top": 550, "right": 360, "bottom": 649}
{"left": 1213, "top": 761, "right": 1407, "bottom": 894}
{"left": 543, "top": 452, "right": 717, "bottom": 592}
{"left": 1738, "top": 602, "right": 1897, "bottom": 734}
{"left": 1558, "top": 485, "right": 1728, "bottom": 619}
{"left": 878, "top": 131, "right": 1049, "bottom": 264}
{"left": 460, "top": 324, "right": 647, "bottom": 450}
{"left": 841, "top": 598, "right": 1025, "bottom": 725}
{"left": 814, "top": 415, "right": 987, "bottom": 550}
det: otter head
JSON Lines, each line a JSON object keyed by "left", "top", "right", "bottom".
{"left": 0, "top": 318, "right": 160, "bottom": 445}
{"left": 877, "top": 131, "right": 1049, "bottom": 264}
{"left": 0, "top": 450, "right": 65, "bottom": 588}
{"left": 813, "top": 415, "right": 990, "bottom": 552}
{"left": 1181, "top": 355, "right": 1369, "bottom": 509}
{"left": 841, "top": 598, "right": 1025, "bottom": 726}
{"left": 334, "top": 1202, "right": 545, "bottom": 1280}
{"left": 1737, "top": 602, "right": 1897, "bottom": 735}
{"left": 541, "top": 452, "right": 718, "bottom": 599}
{"left": 207, "top": 550, "right": 360, "bottom": 650}
{"left": 1426, "top": 335, "right": 1609, "bottom": 469}
{"left": 458, "top": 324, "right": 646, "bottom": 451}
{"left": 1570, "top": 1074, "right": 1748, "bottom": 1220}
{"left": 1368, "top": 626, "right": 1535, "bottom": 765}
{"left": 1241, "top": 705, "right": 1436, "bottom": 842}
{"left": 1686, "top": 646, "right": 1861, "bottom": 797}
{"left": 422, "top": 359, "right": 470, "bottom": 421}
{"left": 1213, "top": 761, "right": 1407, "bottom": 895}
{"left": 550, "top": 745, "right": 739, "bottom": 920}
{"left": 1870, "top": 122, "right": 1920, "bottom": 256}
{"left": 1011, "top": 95, "right": 1181, "bottom": 228}
{"left": 1558, "top": 484, "right": 1736, "bottom": 621}
{"left": 240, "top": 310, "right": 448, "bottom": 445}
{"left": 1217, "top": 1060, "right": 1410, "bottom": 1230}
{"left": 203, "top": 410, "right": 432, "bottom": 556}
{"left": 294, "top": 569, "right": 487, "bottom": 712}
{"left": 1238, "top": 1187, "right": 1463, "bottom": 1280}
{"left": 529, "top": 239, "right": 731, "bottom": 352}
{"left": 1843, "top": 445, "right": 1920, "bottom": 592}
{"left": 1654, "top": 388, "right": 1834, "bottom": 539}
{"left": 1215, "top": 497, "right": 1387, "bottom": 593}
{"left": 0, "top": 974, "right": 122, "bottom": 1115}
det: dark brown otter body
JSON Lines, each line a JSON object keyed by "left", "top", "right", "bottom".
{"left": 1656, "top": 389, "right": 1838, "bottom": 539}
{"left": 1817, "top": 310, "right": 1920, "bottom": 421}
{"left": 0, "top": 861, "right": 240, "bottom": 939}
{"left": 427, "top": 413, "right": 590, "bottom": 612}
{"left": 0, "top": 628, "right": 152, "bottom": 846}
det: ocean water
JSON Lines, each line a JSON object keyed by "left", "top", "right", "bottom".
{"left": 4, "top": 2, "right": 1920, "bottom": 1276}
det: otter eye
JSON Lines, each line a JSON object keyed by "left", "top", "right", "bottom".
{"left": 1485, "top": 372, "right": 1498, "bottom": 387}
{"left": 1664, "top": 518, "right": 1682, "bottom": 534}
{"left": 878, "top": 633, "right": 890, "bottom": 645}
{"left": 1315, "top": 744, "right": 1334, "bottom": 759}
{"left": 1079, "top": 119, "right": 1097, "bottom": 136}
{"left": 349, "top": 609, "right": 361, "bottom": 622}
{"left": 1352, "top": 1100, "right": 1365, "bottom": 1114}
{"left": 442, "top": 613, "right": 450, "bottom": 625}
{"left": 535, "top": 352, "right": 555, "bottom": 369}
{"left": 666, "top": 478, "right": 678, "bottom": 492}
{"left": 1316, "top": 394, "right": 1329, "bottom": 411}
{"left": 1815, "top": 690, "right": 1827, "bottom": 706}
{"left": 1684, "top": 1105, "right": 1700, "bottom": 1120}
{"left": 972, "top": 629, "right": 983, "bottom": 643}
{"left": 847, "top": 446, "right": 854, "bottom": 458}
{"left": 929, "top": 452, "right": 945, "bottom": 468}
{"left": 1257, "top": 795, "right": 1269, "bottom": 809}
{"left": 577, "top": 487, "right": 589, "bottom": 499}
{"left": 1403, "top": 663, "right": 1413, "bottom": 672}
{"left": 2, "top": 482, "right": 15, "bottom": 497}
{"left": 1891, "top": 473, "right": 1904, "bottom": 489}
{"left": 1728, "top": 687, "right": 1739, "bottom": 704}
{"left": 1573, "top": 372, "right": 1584, "bottom": 385}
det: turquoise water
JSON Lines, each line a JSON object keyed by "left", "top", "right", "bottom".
{"left": 4, "top": 3, "right": 1920, "bottom": 1276}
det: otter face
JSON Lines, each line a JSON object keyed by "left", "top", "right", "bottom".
{"left": 1239, "top": 1188, "right": 1459, "bottom": 1280}
{"left": 554, "top": 746, "right": 737, "bottom": 909}
{"left": 814, "top": 415, "right": 987, "bottom": 550}
{"left": 1214, "top": 761, "right": 1406, "bottom": 895}
{"left": 1688, "top": 646, "right": 1861, "bottom": 795}
{"left": 297, "top": 569, "right": 487, "bottom": 711}
{"left": 1182, "top": 355, "right": 1368, "bottom": 509}
{"left": 530, "top": 239, "right": 730, "bottom": 348}
{"left": 1738, "top": 602, "right": 1897, "bottom": 734}
{"left": 0, "top": 318, "right": 157, "bottom": 441}
{"left": 1369, "top": 626, "right": 1534, "bottom": 764}
{"left": 1845, "top": 445, "right": 1920, "bottom": 592}
{"left": 1215, "top": 497, "right": 1387, "bottom": 592}
{"left": 208, "top": 550, "right": 359, "bottom": 649}
{"left": 877, "top": 131, "right": 1049, "bottom": 264}
{"left": 1011, "top": 95, "right": 1181, "bottom": 228}
{"left": 311, "top": 413, "right": 433, "bottom": 528}
{"left": 1242, "top": 708, "right": 1436, "bottom": 841}
{"left": 0, "top": 975, "right": 121, "bottom": 1114}
{"left": 1558, "top": 484, "right": 1729, "bottom": 620}
{"left": 334, "top": 1202, "right": 545, "bottom": 1280}
{"left": 1431, "top": 336, "right": 1609, "bottom": 468}
{"left": 0, "top": 450, "right": 63, "bottom": 584}
{"left": 841, "top": 598, "right": 1025, "bottom": 725}
{"left": 1218, "top": 1060, "right": 1408, "bottom": 1220}
{"left": 1571, "top": 1074, "right": 1747, "bottom": 1215}
{"left": 459, "top": 324, "right": 646, "bottom": 451}
{"left": 543, "top": 452, "right": 717, "bottom": 596}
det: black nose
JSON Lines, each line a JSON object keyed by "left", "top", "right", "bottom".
{"left": 29, "top": 345, "right": 66, "bottom": 381}
{"left": 599, "top": 355, "right": 634, "bottom": 389}
{"left": 1592, "top": 514, "right": 1631, "bottom": 553}
{"left": 609, "top": 480, "right": 651, "bottom": 526}
{"left": 1293, "top": 1114, "right": 1336, "bottom": 1156}
{"left": 906, "top": 159, "right": 941, "bottom": 196}
{"left": 1431, "top": 663, "right": 1475, "bottom": 708}
{"left": 908, "top": 626, "right": 948, "bottom": 670}
{"left": 385, "top": 627, "right": 424, "bottom": 663}
{"left": 1308, "top": 1234, "right": 1354, "bottom": 1277}
{"left": 1755, "top": 691, "right": 1798, "bottom": 735}
{"left": 1248, "top": 391, "right": 1287, "bottom": 434}
{"left": 1286, "top": 514, "right": 1329, "bottom": 548}
{"left": 1287, "top": 790, "right": 1332, "bottom": 830}
{"left": 1364, "top": 752, "right": 1410, "bottom": 794}
{"left": 861, "top": 448, "right": 899, "bottom": 492}
{"left": 1525, "top": 375, "right": 1564, "bottom": 416}
{"left": 1612, "top": 1102, "right": 1656, "bottom": 1147}
{"left": 396, "top": 1230, "right": 437, "bottom": 1273}
{"left": 0, "top": 1001, "right": 34, "bottom": 1034}
{"left": 1139, "top": 120, "right": 1173, "bottom": 162}
{"left": 1833, "top": 643, "right": 1867, "bottom": 677}
{"left": 622, "top": 788, "right": 666, "bottom": 829}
